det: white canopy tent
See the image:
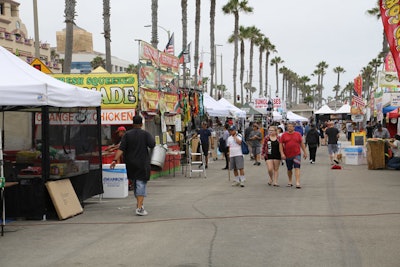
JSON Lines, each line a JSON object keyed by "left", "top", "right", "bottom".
{"left": 315, "top": 104, "right": 335, "bottom": 114}
{"left": 335, "top": 103, "right": 351, "bottom": 114}
{"left": 0, "top": 46, "right": 103, "bottom": 220}
{"left": 217, "top": 98, "right": 246, "bottom": 118}
{"left": 203, "top": 93, "right": 230, "bottom": 117}
{"left": 286, "top": 111, "right": 308, "bottom": 122}
{"left": 0, "top": 46, "right": 101, "bottom": 108}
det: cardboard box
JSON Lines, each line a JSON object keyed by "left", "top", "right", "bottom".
{"left": 45, "top": 179, "right": 83, "bottom": 220}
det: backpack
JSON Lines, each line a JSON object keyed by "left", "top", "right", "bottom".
{"left": 238, "top": 134, "right": 249, "bottom": 155}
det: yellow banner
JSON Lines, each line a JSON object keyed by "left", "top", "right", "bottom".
{"left": 52, "top": 73, "right": 138, "bottom": 109}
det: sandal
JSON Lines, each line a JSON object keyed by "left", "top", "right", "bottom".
{"left": 273, "top": 184, "right": 280, "bottom": 187}
{"left": 286, "top": 184, "right": 293, "bottom": 187}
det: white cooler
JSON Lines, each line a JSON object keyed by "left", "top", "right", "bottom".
{"left": 344, "top": 146, "right": 364, "bottom": 165}
{"left": 102, "top": 164, "right": 129, "bottom": 198}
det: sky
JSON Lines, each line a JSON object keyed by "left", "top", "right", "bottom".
{"left": 18, "top": 0, "right": 383, "bottom": 103}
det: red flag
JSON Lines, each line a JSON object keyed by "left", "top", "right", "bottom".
{"left": 380, "top": 0, "right": 400, "bottom": 78}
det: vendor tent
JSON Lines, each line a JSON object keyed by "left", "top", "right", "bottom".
{"left": 0, "top": 46, "right": 101, "bottom": 108}
{"left": 286, "top": 111, "right": 308, "bottom": 122}
{"left": 203, "top": 93, "right": 230, "bottom": 117}
{"left": 335, "top": 104, "right": 351, "bottom": 114}
{"left": 0, "top": 46, "right": 103, "bottom": 220}
{"left": 315, "top": 104, "right": 335, "bottom": 114}
{"left": 217, "top": 98, "right": 246, "bottom": 118}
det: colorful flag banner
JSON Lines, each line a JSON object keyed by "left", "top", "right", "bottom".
{"left": 178, "top": 42, "right": 191, "bottom": 64}
{"left": 352, "top": 75, "right": 365, "bottom": 108}
{"left": 198, "top": 51, "right": 203, "bottom": 86}
{"left": 380, "top": 0, "right": 400, "bottom": 78}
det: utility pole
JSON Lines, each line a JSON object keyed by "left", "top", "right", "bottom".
{"left": 33, "top": 0, "right": 40, "bottom": 58}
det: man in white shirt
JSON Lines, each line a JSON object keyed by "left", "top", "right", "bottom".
{"left": 227, "top": 125, "right": 246, "bottom": 187}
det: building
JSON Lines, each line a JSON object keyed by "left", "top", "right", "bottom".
{"left": 0, "top": 0, "right": 61, "bottom": 72}
{"left": 56, "top": 25, "right": 131, "bottom": 74}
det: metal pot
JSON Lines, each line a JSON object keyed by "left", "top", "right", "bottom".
{"left": 150, "top": 144, "right": 168, "bottom": 171}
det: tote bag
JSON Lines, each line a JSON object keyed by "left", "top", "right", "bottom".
{"left": 238, "top": 134, "right": 249, "bottom": 154}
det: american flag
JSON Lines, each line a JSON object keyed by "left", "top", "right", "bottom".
{"left": 164, "top": 33, "right": 174, "bottom": 55}
{"left": 352, "top": 95, "right": 365, "bottom": 107}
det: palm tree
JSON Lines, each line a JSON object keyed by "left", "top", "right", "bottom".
{"left": 209, "top": 0, "right": 216, "bottom": 97}
{"left": 127, "top": 64, "right": 139, "bottom": 74}
{"left": 222, "top": 0, "right": 253, "bottom": 105}
{"left": 63, "top": 0, "right": 76, "bottom": 74}
{"left": 151, "top": 0, "right": 158, "bottom": 48}
{"left": 261, "top": 38, "right": 275, "bottom": 97}
{"left": 333, "top": 66, "right": 345, "bottom": 106}
{"left": 194, "top": 0, "right": 201, "bottom": 89}
{"left": 91, "top": 56, "right": 106, "bottom": 69}
{"left": 103, "top": 0, "right": 112, "bottom": 73}
{"left": 366, "top": 1, "right": 389, "bottom": 57}
{"left": 245, "top": 26, "right": 261, "bottom": 97}
{"left": 315, "top": 61, "right": 329, "bottom": 107}
{"left": 228, "top": 26, "right": 247, "bottom": 104}
{"left": 181, "top": 0, "right": 188, "bottom": 88}
{"left": 270, "top": 56, "right": 284, "bottom": 98}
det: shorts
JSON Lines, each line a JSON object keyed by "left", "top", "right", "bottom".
{"left": 230, "top": 155, "right": 244, "bottom": 170}
{"left": 252, "top": 146, "right": 261, "bottom": 156}
{"left": 285, "top": 155, "right": 301, "bottom": 170}
{"left": 201, "top": 143, "right": 209, "bottom": 157}
{"left": 133, "top": 179, "right": 147, "bottom": 197}
{"left": 328, "top": 144, "right": 338, "bottom": 155}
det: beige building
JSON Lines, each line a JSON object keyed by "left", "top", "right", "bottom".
{"left": 0, "top": 0, "right": 61, "bottom": 72}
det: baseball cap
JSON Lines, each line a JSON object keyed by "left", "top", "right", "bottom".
{"left": 133, "top": 115, "right": 143, "bottom": 125}
{"left": 229, "top": 125, "right": 237, "bottom": 131}
{"left": 116, "top": 126, "right": 126, "bottom": 132}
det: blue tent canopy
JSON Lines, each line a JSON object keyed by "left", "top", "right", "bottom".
{"left": 383, "top": 106, "right": 397, "bottom": 113}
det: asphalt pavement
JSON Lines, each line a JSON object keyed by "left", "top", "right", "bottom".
{"left": 1, "top": 139, "right": 400, "bottom": 267}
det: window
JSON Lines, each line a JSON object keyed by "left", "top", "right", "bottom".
{"left": 0, "top": 4, "right": 3, "bottom": 15}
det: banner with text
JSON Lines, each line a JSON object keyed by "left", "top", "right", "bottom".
{"left": 52, "top": 73, "right": 138, "bottom": 109}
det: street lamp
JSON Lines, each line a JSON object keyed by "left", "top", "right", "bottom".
{"left": 144, "top": 24, "right": 170, "bottom": 40}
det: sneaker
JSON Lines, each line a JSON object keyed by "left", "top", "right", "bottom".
{"left": 311, "top": 161, "right": 315, "bottom": 164}
{"left": 310, "top": 160, "right": 313, "bottom": 163}
{"left": 240, "top": 181, "right": 245, "bottom": 187}
{"left": 232, "top": 181, "right": 240, "bottom": 186}
{"left": 256, "top": 162, "right": 261, "bottom": 166}
{"left": 136, "top": 207, "right": 148, "bottom": 216}
{"left": 253, "top": 162, "right": 258, "bottom": 165}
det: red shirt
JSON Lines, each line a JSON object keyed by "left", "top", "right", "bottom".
{"left": 280, "top": 131, "right": 303, "bottom": 158}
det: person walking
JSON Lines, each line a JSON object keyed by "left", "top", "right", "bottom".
{"left": 387, "top": 134, "right": 400, "bottom": 170}
{"left": 249, "top": 123, "right": 262, "bottom": 166}
{"left": 279, "top": 121, "right": 307, "bottom": 189}
{"left": 244, "top": 121, "right": 254, "bottom": 160}
{"left": 261, "top": 126, "right": 281, "bottom": 186}
{"left": 221, "top": 123, "right": 230, "bottom": 170}
{"left": 346, "top": 120, "right": 354, "bottom": 141}
{"left": 227, "top": 125, "right": 246, "bottom": 187}
{"left": 305, "top": 124, "right": 320, "bottom": 164}
{"left": 198, "top": 121, "right": 212, "bottom": 169}
{"left": 325, "top": 121, "right": 340, "bottom": 165}
{"left": 110, "top": 115, "right": 155, "bottom": 216}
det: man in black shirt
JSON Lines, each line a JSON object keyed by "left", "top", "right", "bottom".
{"left": 111, "top": 115, "right": 155, "bottom": 216}
{"left": 325, "top": 121, "right": 340, "bottom": 165}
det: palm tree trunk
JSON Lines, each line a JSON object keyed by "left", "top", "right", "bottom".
{"left": 240, "top": 40, "right": 245, "bottom": 104}
{"left": 151, "top": 0, "right": 158, "bottom": 48}
{"left": 181, "top": 0, "right": 188, "bottom": 88}
{"left": 249, "top": 41, "right": 254, "bottom": 95}
{"left": 265, "top": 52, "right": 269, "bottom": 97}
{"left": 103, "top": 0, "right": 112, "bottom": 73}
{"left": 194, "top": 0, "right": 201, "bottom": 89}
{"left": 63, "top": 0, "right": 76, "bottom": 74}
{"left": 233, "top": 12, "right": 239, "bottom": 105}
{"left": 209, "top": 0, "right": 216, "bottom": 97}
{"left": 258, "top": 47, "right": 263, "bottom": 99}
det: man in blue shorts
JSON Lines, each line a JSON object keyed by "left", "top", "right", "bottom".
{"left": 111, "top": 115, "right": 155, "bottom": 216}
{"left": 279, "top": 121, "right": 307, "bottom": 188}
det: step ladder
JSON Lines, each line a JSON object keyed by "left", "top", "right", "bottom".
{"left": 185, "top": 135, "right": 206, "bottom": 178}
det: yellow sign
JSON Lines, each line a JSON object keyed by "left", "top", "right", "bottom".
{"left": 351, "top": 132, "right": 366, "bottom": 146}
{"left": 52, "top": 73, "right": 138, "bottom": 109}
{"left": 30, "top": 58, "right": 52, "bottom": 74}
